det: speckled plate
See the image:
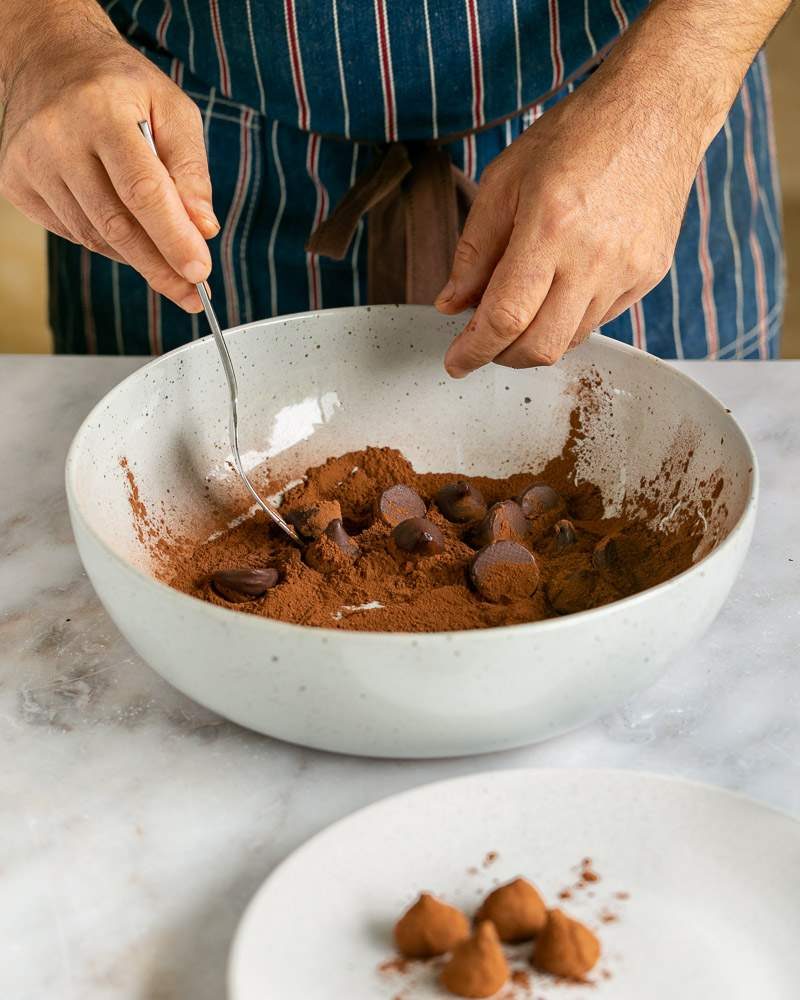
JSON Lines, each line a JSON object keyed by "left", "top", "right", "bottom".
{"left": 228, "top": 769, "right": 800, "bottom": 999}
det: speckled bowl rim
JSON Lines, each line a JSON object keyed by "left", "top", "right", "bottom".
{"left": 65, "top": 305, "right": 760, "bottom": 644}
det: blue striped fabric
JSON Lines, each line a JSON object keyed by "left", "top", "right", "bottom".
{"left": 49, "top": 3, "right": 783, "bottom": 358}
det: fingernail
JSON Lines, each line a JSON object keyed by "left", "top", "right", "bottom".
{"left": 435, "top": 280, "right": 455, "bottom": 306}
{"left": 183, "top": 259, "right": 210, "bottom": 283}
{"left": 180, "top": 290, "right": 203, "bottom": 312}
{"left": 200, "top": 213, "right": 221, "bottom": 237}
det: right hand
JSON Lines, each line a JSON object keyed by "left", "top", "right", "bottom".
{"left": 0, "top": 4, "right": 218, "bottom": 312}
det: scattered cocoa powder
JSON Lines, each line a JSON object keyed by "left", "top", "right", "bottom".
{"left": 164, "top": 436, "right": 703, "bottom": 632}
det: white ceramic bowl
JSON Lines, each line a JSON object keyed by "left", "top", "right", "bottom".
{"left": 66, "top": 306, "right": 757, "bottom": 758}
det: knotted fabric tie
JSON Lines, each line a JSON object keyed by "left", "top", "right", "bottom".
{"left": 306, "top": 142, "right": 478, "bottom": 306}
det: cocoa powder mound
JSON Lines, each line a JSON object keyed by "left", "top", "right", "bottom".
{"left": 165, "top": 443, "right": 702, "bottom": 633}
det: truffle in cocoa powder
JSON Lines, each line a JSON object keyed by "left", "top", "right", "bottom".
{"left": 392, "top": 517, "right": 445, "bottom": 557}
{"left": 393, "top": 893, "right": 470, "bottom": 959}
{"left": 285, "top": 499, "right": 342, "bottom": 540}
{"left": 436, "top": 481, "right": 487, "bottom": 523}
{"left": 304, "top": 518, "right": 360, "bottom": 572}
{"left": 470, "top": 541, "right": 540, "bottom": 603}
{"left": 210, "top": 568, "right": 279, "bottom": 603}
{"left": 376, "top": 484, "right": 427, "bottom": 527}
{"left": 469, "top": 500, "right": 529, "bottom": 549}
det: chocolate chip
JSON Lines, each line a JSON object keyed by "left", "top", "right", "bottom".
{"left": 470, "top": 500, "right": 529, "bottom": 548}
{"left": 376, "top": 484, "right": 426, "bottom": 527}
{"left": 517, "top": 483, "right": 561, "bottom": 518}
{"left": 546, "top": 569, "right": 597, "bottom": 615}
{"left": 592, "top": 536, "right": 617, "bottom": 570}
{"left": 435, "top": 481, "right": 487, "bottom": 523}
{"left": 554, "top": 519, "right": 577, "bottom": 551}
{"left": 211, "top": 567, "right": 279, "bottom": 603}
{"left": 304, "top": 518, "right": 360, "bottom": 573}
{"left": 392, "top": 517, "right": 445, "bottom": 557}
{"left": 286, "top": 499, "right": 342, "bottom": 540}
{"left": 470, "top": 540, "right": 540, "bottom": 603}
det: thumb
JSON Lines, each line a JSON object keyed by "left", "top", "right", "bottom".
{"left": 153, "top": 95, "right": 220, "bottom": 240}
{"left": 435, "top": 184, "right": 512, "bottom": 314}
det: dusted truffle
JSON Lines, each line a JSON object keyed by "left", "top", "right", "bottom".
{"left": 304, "top": 518, "right": 360, "bottom": 572}
{"left": 377, "top": 484, "right": 427, "bottom": 527}
{"left": 440, "top": 921, "right": 509, "bottom": 998}
{"left": 531, "top": 909, "right": 600, "bottom": 981}
{"left": 469, "top": 500, "right": 529, "bottom": 548}
{"left": 286, "top": 499, "right": 342, "bottom": 540}
{"left": 470, "top": 541, "right": 540, "bottom": 603}
{"left": 475, "top": 877, "right": 547, "bottom": 943}
{"left": 393, "top": 893, "right": 470, "bottom": 959}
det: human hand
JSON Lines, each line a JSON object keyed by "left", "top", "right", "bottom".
{"left": 435, "top": 2, "right": 739, "bottom": 376}
{"left": 0, "top": 0, "right": 218, "bottom": 312}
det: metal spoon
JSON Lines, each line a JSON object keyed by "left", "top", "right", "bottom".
{"left": 137, "top": 120, "right": 301, "bottom": 546}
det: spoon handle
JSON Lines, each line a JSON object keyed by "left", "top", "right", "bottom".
{"left": 136, "top": 120, "right": 301, "bottom": 546}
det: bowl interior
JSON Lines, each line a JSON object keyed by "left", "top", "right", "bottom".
{"left": 69, "top": 306, "right": 753, "bottom": 585}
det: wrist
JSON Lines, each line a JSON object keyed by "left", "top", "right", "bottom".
{"left": 0, "top": 0, "right": 117, "bottom": 103}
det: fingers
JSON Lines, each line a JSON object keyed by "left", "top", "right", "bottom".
{"left": 443, "top": 228, "right": 555, "bottom": 377}
{"left": 435, "top": 179, "right": 514, "bottom": 315}
{"left": 63, "top": 153, "right": 202, "bottom": 311}
{"left": 494, "top": 276, "right": 592, "bottom": 368}
{"left": 152, "top": 100, "right": 219, "bottom": 239}
{"left": 599, "top": 288, "right": 639, "bottom": 326}
{"left": 567, "top": 296, "right": 609, "bottom": 350}
{"left": 96, "top": 128, "right": 212, "bottom": 283}
{"left": 36, "top": 175, "right": 126, "bottom": 262}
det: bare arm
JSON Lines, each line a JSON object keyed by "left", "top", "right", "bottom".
{"left": 0, "top": 0, "right": 219, "bottom": 313}
{"left": 438, "top": 0, "right": 792, "bottom": 375}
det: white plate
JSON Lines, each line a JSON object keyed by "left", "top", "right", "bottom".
{"left": 229, "top": 769, "right": 800, "bottom": 999}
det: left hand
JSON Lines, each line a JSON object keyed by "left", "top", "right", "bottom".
{"left": 435, "top": 59, "right": 708, "bottom": 376}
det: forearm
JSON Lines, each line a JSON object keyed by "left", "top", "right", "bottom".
{"left": 584, "top": 0, "right": 792, "bottom": 165}
{"left": 0, "top": 0, "right": 119, "bottom": 103}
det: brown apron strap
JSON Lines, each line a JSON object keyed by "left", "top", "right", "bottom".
{"left": 306, "top": 142, "right": 412, "bottom": 260}
{"left": 308, "top": 142, "right": 478, "bottom": 306}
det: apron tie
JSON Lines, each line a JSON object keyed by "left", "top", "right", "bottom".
{"left": 306, "top": 142, "right": 478, "bottom": 305}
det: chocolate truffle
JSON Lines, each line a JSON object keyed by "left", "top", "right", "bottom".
{"left": 440, "top": 921, "right": 509, "bottom": 998}
{"left": 517, "top": 483, "right": 561, "bottom": 518}
{"left": 470, "top": 541, "right": 540, "bottom": 603}
{"left": 592, "top": 535, "right": 618, "bottom": 570}
{"left": 210, "top": 567, "right": 279, "bottom": 603}
{"left": 393, "top": 893, "right": 470, "bottom": 959}
{"left": 376, "top": 484, "right": 427, "bottom": 527}
{"left": 475, "top": 878, "right": 547, "bottom": 943}
{"left": 531, "top": 909, "right": 600, "bottom": 981}
{"left": 436, "top": 481, "right": 487, "bottom": 523}
{"left": 286, "top": 499, "right": 342, "bottom": 540}
{"left": 392, "top": 517, "right": 445, "bottom": 557}
{"left": 304, "top": 518, "right": 360, "bottom": 572}
{"left": 469, "top": 500, "right": 529, "bottom": 549}
{"left": 554, "top": 519, "right": 577, "bottom": 552}
{"left": 546, "top": 567, "right": 598, "bottom": 615}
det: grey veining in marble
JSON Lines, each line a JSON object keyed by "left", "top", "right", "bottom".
{"left": 0, "top": 356, "right": 798, "bottom": 1000}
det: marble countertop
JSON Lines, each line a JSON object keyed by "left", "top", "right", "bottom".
{"left": 1, "top": 355, "right": 798, "bottom": 1000}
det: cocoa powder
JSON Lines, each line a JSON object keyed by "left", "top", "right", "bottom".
{"left": 165, "top": 438, "right": 702, "bottom": 632}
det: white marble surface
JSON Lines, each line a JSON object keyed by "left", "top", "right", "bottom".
{"left": 1, "top": 356, "right": 798, "bottom": 1000}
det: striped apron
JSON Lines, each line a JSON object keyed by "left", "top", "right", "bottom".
{"left": 50, "top": 1, "right": 784, "bottom": 359}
